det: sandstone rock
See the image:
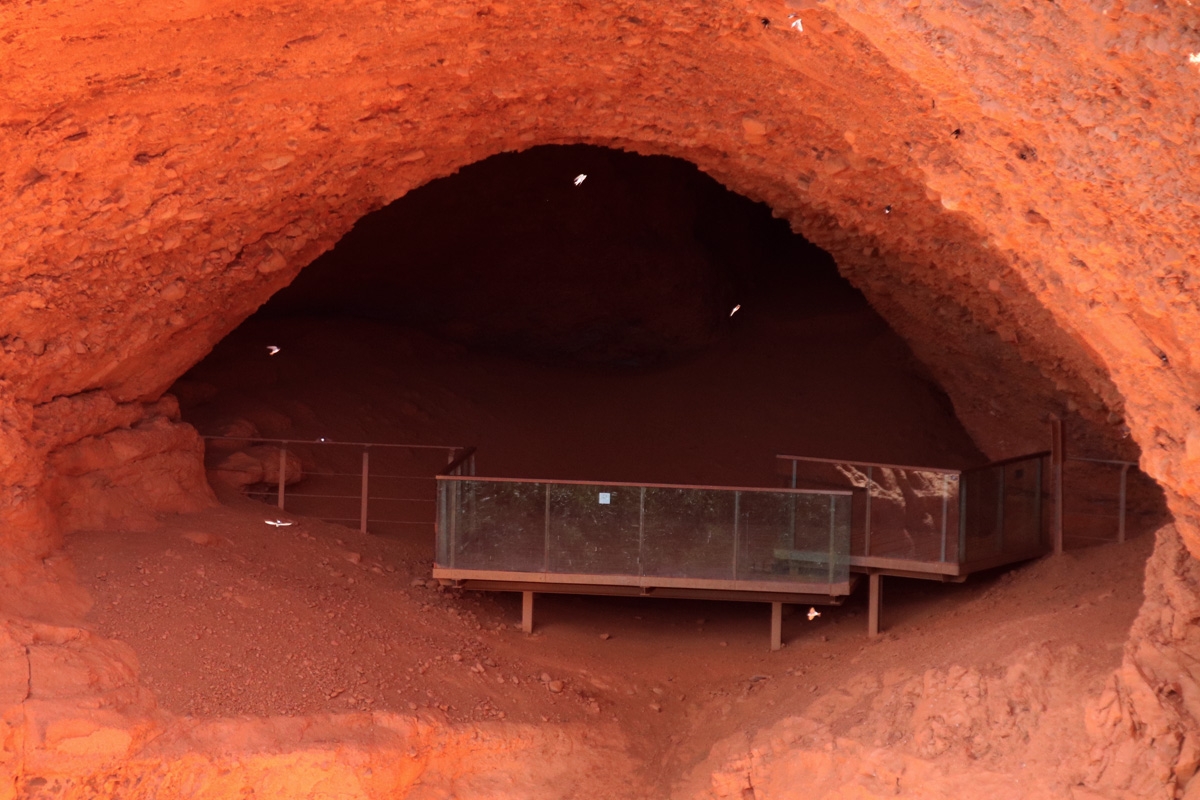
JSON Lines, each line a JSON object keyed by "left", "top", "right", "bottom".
{"left": 204, "top": 418, "right": 260, "bottom": 451}
{"left": 1085, "top": 525, "right": 1200, "bottom": 798}
{"left": 243, "top": 445, "right": 303, "bottom": 486}
{"left": 46, "top": 416, "right": 215, "bottom": 534}
{"left": 207, "top": 451, "right": 263, "bottom": 487}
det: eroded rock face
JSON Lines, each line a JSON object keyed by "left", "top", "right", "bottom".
{"left": 1, "top": 0, "right": 1199, "bottom": 794}
{"left": 3, "top": 0, "right": 1198, "bottom": 555}
{"left": 1086, "top": 526, "right": 1200, "bottom": 798}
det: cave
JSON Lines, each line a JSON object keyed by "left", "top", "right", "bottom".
{"left": 3, "top": 1, "right": 1200, "bottom": 797}
{"left": 181, "top": 144, "right": 989, "bottom": 483}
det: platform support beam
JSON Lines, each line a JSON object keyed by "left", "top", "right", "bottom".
{"left": 521, "top": 591, "right": 534, "bottom": 634}
{"left": 770, "top": 602, "right": 783, "bottom": 651}
{"left": 868, "top": 572, "right": 882, "bottom": 638}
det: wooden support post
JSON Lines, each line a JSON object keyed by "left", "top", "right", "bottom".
{"left": 1050, "top": 417, "right": 1065, "bottom": 555}
{"left": 521, "top": 591, "right": 534, "bottom": 634}
{"left": 770, "top": 602, "right": 783, "bottom": 651}
{"left": 868, "top": 572, "right": 882, "bottom": 638}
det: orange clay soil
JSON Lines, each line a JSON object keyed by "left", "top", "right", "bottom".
{"left": 53, "top": 299, "right": 1157, "bottom": 798}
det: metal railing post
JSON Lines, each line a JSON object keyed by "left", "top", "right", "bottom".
{"left": 446, "top": 479, "right": 453, "bottom": 566}
{"left": 732, "top": 491, "right": 740, "bottom": 580}
{"left": 277, "top": 445, "right": 287, "bottom": 510}
{"left": 543, "top": 484, "right": 551, "bottom": 573}
{"left": 436, "top": 479, "right": 445, "bottom": 565}
{"left": 939, "top": 473, "right": 949, "bottom": 562}
{"left": 1034, "top": 457, "right": 1045, "bottom": 547}
{"left": 958, "top": 473, "right": 968, "bottom": 563}
{"left": 1051, "top": 417, "right": 1065, "bottom": 555}
{"left": 995, "top": 467, "right": 1006, "bottom": 555}
{"left": 638, "top": 487, "right": 646, "bottom": 577}
{"left": 1118, "top": 463, "right": 1131, "bottom": 543}
{"left": 828, "top": 495, "right": 836, "bottom": 588}
{"left": 864, "top": 466, "right": 873, "bottom": 557}
{"left": 360, "top": 447, "right": 370, "bottom": 533}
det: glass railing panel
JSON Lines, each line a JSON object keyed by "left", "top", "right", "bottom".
{"left": 640, "top": 488, "right": 737, "bottom": 580}
{"left": 787, "top": 461, "right": 868, "bottom": 557}
{"left": 1001, "top": 458, "right": 1044, "bottom": 554}
{"left": 547, "top": 484, "right": 641, "bottom": 575}
{"left": 439, "top": 477, "right": 853, "bottom": 591}
{"left": 861, "top": 467, "right": 957, "bottom": 562}
{"left": 961, "top": 466, "right": 1002, "bottom": 562}
{"left": 736, "top": 492, "right": 851, "bottom": 585}
{"left": 436, "top": 479, "right": 452, "bottom": 565}
{"left": 447, "top": 480, "right": 548, "bottom": 572}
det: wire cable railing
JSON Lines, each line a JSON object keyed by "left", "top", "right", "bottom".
{"left": 203, "top": 435, "right": 471, "bottom": 533}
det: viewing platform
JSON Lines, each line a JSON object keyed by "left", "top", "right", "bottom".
{"left": 433, "top": 449, "right": 1053, "bottom": 649}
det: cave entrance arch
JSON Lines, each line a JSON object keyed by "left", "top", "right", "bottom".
{"left": 176, "top": 144, "right": 990, "bottom": 510}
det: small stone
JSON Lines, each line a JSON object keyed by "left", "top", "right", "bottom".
{"left": 411, "top": 578, "right": 426, "bottom": 587}
{"left": 541, "top": 673, "right": 552, "bottom": 683}
{"left": 599, "top": 633, "right": 611, "bottom": 640}
{"left": 452, "top": 653, "right": 462, "bottom": 662}
{"left": 741, "top": 117, "right": 768, "bottom": 137}
{"left": 344, "top": 551, "right": 361, "bottom": 564}
{"left": 649, "top": 702, "right": 662, "bottom": 712}
{"left": 547, "top": 680, "right": 564, "bottom": 693}
{"left": 262, "top": 154, "right": 295, "bottom": 171}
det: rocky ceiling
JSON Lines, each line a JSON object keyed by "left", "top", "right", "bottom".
{"left": 1, "top": 1, "right": 1198, "bottom": 564}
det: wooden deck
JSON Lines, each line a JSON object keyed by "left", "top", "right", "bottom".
{"left": 434, "top": 543, "right": 1047, "bottom": 648}
{"left": 433, "top": 566, "right": 857, "bottom": 650}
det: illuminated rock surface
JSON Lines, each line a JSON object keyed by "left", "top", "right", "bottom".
{"left": 2, "top": 0, "right": 1199, "bottom": 795}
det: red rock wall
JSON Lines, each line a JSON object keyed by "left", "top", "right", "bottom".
{"left": 1, "top": 0, "right": 1199, "bottom": 792}
{"left": 4, "top": 0, "right": 1197, "bottom": 546}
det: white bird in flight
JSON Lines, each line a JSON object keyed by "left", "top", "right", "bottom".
{"left": 267, "top": 345, "right": 281, "bottom": 355}
{"left": 265, "top": 519, "right": 294, "bottom": 527}
{"left": 807, "top": 607, "right": 821, "bottom": 621}
{"left": 574, "top": 174, "right": 587, "bottom": 186}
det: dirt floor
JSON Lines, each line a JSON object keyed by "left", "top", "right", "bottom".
{"left": 60, "top": 286, "right": 1159, "bottom": 797}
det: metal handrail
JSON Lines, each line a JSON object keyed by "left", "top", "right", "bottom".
{"left": 440, "top": 447, "right": 478, "bottom": 476}
{"left": 1066, "top": 455, "right": 1137, "bottom": 466}
{"left": 775, "top": 453, "right": 962, "bottom": 475}
{"left": 204, "top": 435, "right": 468, "bottom": 533}
{"left": 961, "top": 450, "right": 1051, "bottom": 474}
{"left": 202, "top": 435, "right": 463, "bottom": 450}
{"left": 436, "top": 473, "right": 853, "bottom": 496}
